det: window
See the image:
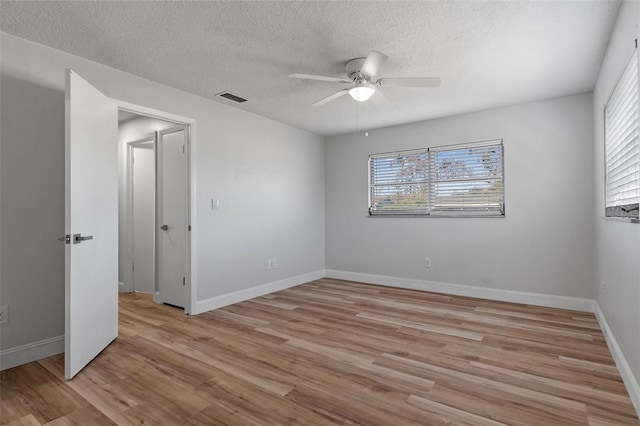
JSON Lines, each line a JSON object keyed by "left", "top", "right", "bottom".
{"left": 605, "top": 50, "right": 639, "bottom": 219}
{"left": 369, "top": 139, "right": 504, "bottom": 217}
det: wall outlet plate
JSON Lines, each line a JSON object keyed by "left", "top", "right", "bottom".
{"left": 424, "top": 258, "right": 431, "bottom": 268}
{"left": 0, "top": 305, "right": 8, "bottom": 325}
{"left": 271, "top": 258, "right": 277, "bottom": 269}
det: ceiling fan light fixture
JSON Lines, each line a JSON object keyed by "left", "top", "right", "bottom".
{"left": 348, "top": 84, "right": 375, "bottom": 102}
{"left": 290, "top": 50, "right": 441, "bottom": 107}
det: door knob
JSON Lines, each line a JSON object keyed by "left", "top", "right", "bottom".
{"left": 160, "top": 225, "right": 169, "bottom": 231}
{"left": 72, "top": 234, "right": 93, "bottom": 244}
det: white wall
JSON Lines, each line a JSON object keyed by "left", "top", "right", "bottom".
{"left": 326, "top": 93, "right": 594, "bottom": 300}
{"left": 592, "top": 0, "right": 640, "bottom": 407}
{"left": 0, "top": 33, "right": 325, "bottom": 358}
{"left": 131, "top": 145, "right": 155, "bottom": 294}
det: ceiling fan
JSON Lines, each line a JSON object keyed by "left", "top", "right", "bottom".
{"left": 289, "top": 51, "right": 441, "bottom": 107}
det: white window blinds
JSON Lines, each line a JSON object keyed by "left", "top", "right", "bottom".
{"left": 369, "top": 140, "right": 504, "bottom": 217}
{"left": 430, "top": 141, "right": 504, "bottom": 216}
{"left": 369, "top": 149, "right": 430, "bottom": 214}
{"left": 605, "top": 50, "right": 639, "bottom": 218}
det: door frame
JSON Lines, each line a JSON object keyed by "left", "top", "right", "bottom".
{"left": 116, "top": 100, "right": 196, "bottom": 315}
{"left": 125, "top": 135, "right": 155, "bottom": 294}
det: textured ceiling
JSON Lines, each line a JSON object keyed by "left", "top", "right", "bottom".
{"left": 0, "top": 1, "right": 621, "bottom": 136}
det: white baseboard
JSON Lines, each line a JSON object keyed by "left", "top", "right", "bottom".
{"left": 325, "top": 270, "right": 595, "bottom": 312}
{"left": 193, "top": 269, "right": 326, "bottom": 315}
{"left": 0, "top": 335, "right": 64, "bottom": 371}
{"left": 594, "top": 303, "right": 640, "bottom": 417}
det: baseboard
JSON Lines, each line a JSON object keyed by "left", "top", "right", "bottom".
{"left": 325, "top": 270, "right": 595, "bottom": 312}
{"left": 193, "top": 269, "right": 326, "bottom": 315}
{"left": 594, "top": 303, "right": 640, "bottom": 417}
{"left": 0, "top": 335, "right": 64, "bottom": 371}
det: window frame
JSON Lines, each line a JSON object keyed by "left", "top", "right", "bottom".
{"left": 368, "top": 139, "right": 505, "bottom": 218}
{"left": 604, "top": 48, "right": 639, "bottom": 221}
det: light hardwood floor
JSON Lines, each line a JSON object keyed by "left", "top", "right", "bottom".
{"left": 1, "top": 278, "right": 638, "bottom": 425}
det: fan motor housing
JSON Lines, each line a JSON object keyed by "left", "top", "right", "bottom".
{"left": 346, "top": 57, "right": 367, "bottom": 81}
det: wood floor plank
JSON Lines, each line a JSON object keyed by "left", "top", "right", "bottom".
{"left": 2, "top": 415, "right": 42, "bottom": 426}
{"left": 442, "top": 342, "right": 628, "bottom": 394}
{"left": 406, "top": 394, "right": 509, "bottom": 426}
{"left": 0, "top": 361, "right": 89, "bottom": 425}
{"left": 1, "top": 280, "right": 638, "bottom": 425}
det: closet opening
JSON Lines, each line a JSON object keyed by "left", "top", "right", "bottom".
{"left": 117, "top": 110, "right": 191, "bottom": 312}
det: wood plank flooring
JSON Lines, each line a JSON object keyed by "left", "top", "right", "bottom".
{"left": 1, "top": 278, "right": 638, "bottom": 425}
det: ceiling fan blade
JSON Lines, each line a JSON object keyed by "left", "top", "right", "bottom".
{"left": 360, "top": 51, "right": 388, "bottom": 79}
{"left": 370, "top": 88, "right": 392, "bottom": 109}
{"left": 312, "top": 89, "right": 349, "bottom": 107}
{"left": 378, "top": 77, "right": 441, "bottom": 88}
{"left": 289, "top": 73, "right": 350, "bottom": 83}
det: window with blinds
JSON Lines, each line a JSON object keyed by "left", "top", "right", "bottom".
{"left": 605, "top": 50, "right": 639, "bottom": 219}
{"left": 369, "top": 139, "right": 504, "bottom": 217}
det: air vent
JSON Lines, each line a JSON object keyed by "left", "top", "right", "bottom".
{"left": 216, "top": 91, "right": 247, "bottom": 103}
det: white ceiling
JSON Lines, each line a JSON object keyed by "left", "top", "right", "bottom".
{"left": 0, "top": 1, "right": 621, "bottom": 136}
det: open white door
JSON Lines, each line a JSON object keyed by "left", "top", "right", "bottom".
{"left": 157, "top": 126, "right": 189, "bottom": 309}
{"left": 65, "top": 70, "right": 118, "bottom": 379}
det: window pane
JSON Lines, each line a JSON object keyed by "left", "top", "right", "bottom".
{"left": 431, "top": 142, "right": 504, "bottom": 215}
{"left": 605, "top": 50, "right": 639, "bottom": 219}
{"left": 370, "top": 150, "right": 429, "bottom": 213}
{"left": 371, "top": 183, "right": 429, "bottom": 212}
{"left": 369, "top": 140, "right": 504, "bottom": 217}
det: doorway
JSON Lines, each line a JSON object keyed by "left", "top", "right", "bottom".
{"left": 118, "top": 110, "right": 191, "bottom": 311}
{"left": 64, "top": 70, "right": 195, "bottom": 378}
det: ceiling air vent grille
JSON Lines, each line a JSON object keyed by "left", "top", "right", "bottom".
{"left": 216, "top": 92, "right": 247, "bottom": 103}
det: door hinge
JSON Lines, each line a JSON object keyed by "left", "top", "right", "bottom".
{"left": 182, "top": 277, "right": 186, "bottom": 286}
{"left": 182, "top": 144, "right": 185, "bottom": 154}
{"left": 58, "top": 234, "right": 71, "bottom": 244}
{"left": 188, "top": 225, "right": 191, "bottom": 231}
{"left": 132, "top": 263, "right": 135, "bottom": 272}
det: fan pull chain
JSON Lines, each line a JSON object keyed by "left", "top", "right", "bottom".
{"left": 364, "top": 101, "right": 369, "bottom": 136}
{"left": 356, "top": 102, "right": 370, "bottom": 136}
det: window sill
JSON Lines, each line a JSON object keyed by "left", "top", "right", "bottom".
{"left": 367, "top": 214, "right": 506, "bottom": 219}
{"left": 602, "top": 217, "right": 640, "bottom": 224}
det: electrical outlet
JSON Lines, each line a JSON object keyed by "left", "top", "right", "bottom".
{"left": 271, "top": 258, "right": 277, "bottom": 269}
{"left": 0, "top": 305, "right": 8, "bottom": 325}
{"left": 267, "top": 259, "right": 272, "bottom": 270}
{"left": 424, "top": 257, "right": 431, "bottom": 268}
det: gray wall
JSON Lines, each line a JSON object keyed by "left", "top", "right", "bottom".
{"left": 593, "top": 0, "right": 640, "bottom": 398}
{"left": 326, "top": 93, "right": 594, "bottom": 298}
{"left": 0, "top": 32, "right": 325, "bottom": 352}
{"left": 1, "top": 53, "right": 66, "bottom": 350}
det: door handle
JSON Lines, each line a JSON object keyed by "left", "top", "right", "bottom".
{"left": 160, "top": 225, "right": 169, "bottom": 231}
{"left": 72, "top": 234, "right": 93, "bottom": 244}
